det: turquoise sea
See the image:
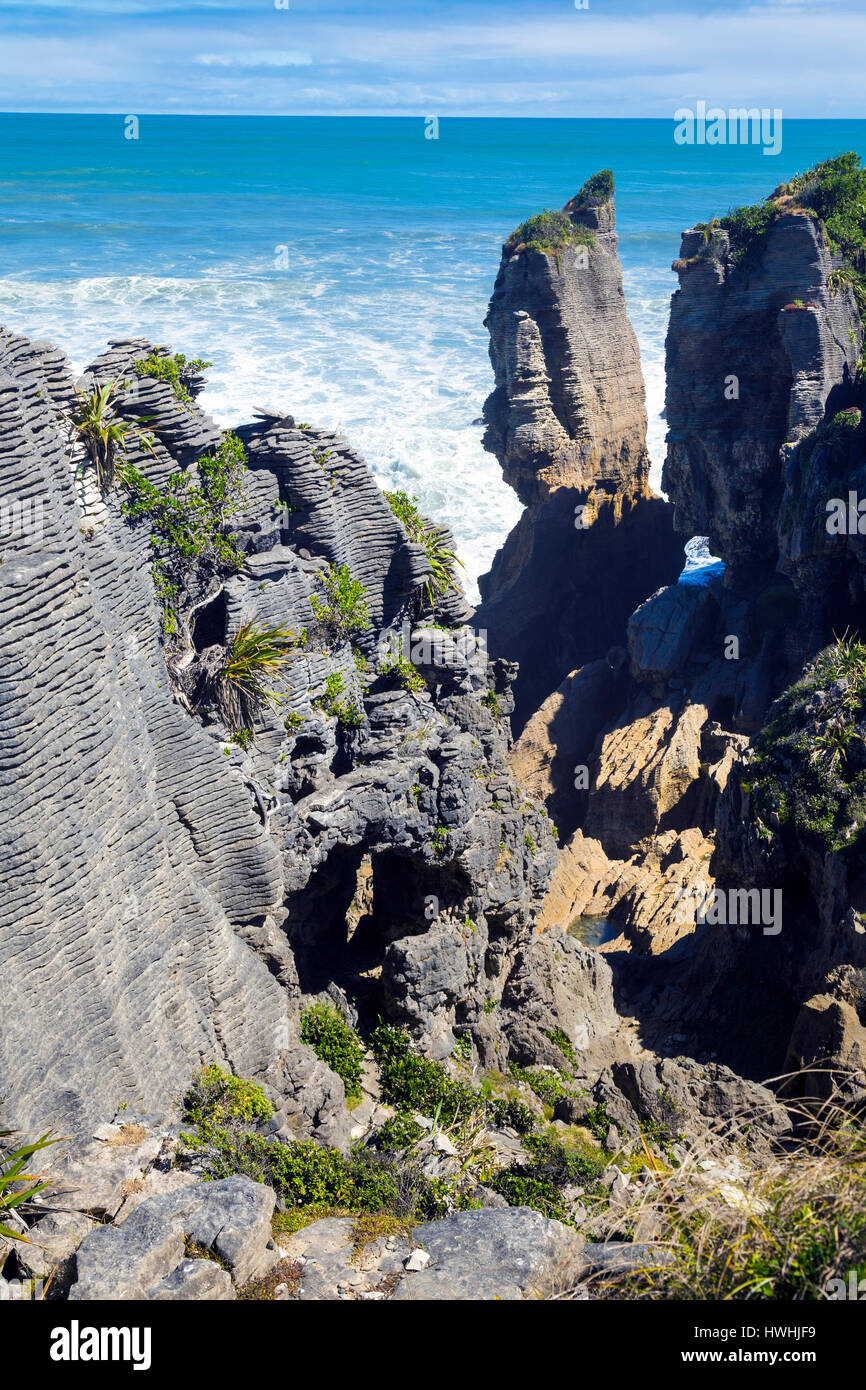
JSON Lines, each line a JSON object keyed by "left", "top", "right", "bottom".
{"left": 2, "top": 115, "right": 864, "bottom": 594}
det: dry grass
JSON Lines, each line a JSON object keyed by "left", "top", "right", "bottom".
{"left": 554, "top": 1071, "right": 866, "bottom": 1301}
{"left": 105, "top": 1123, "right": 149, "bottom": 1147}
{"left": 236, "top": 1256, "right": 303, "bottom": 1301}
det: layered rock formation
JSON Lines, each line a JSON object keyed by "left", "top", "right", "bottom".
{"left": 477, "top": 174, "right": 683, "bottom": 729}
{"left": 0, "top": 328, "right": 556, "bottom": 1140}
{"left": 494, "top": 161, "right": 866, "bottom": 1097}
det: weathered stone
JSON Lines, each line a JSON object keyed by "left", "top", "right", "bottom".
{"left": 392, "top": 1206, "right": 586, "bottom": 1300}
{"left": 68, "top": 1176, "right": 274, "bottom": 1298}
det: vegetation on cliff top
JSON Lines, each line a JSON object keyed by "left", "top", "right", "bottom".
{"left": 510, "top": 208, "right": 595, "bottom": 260}
{"left": 700, "top": 152, "right": 866, "bottom": 312}
{"left": 133, "top": 350, "right": 211, "bottom": 405}
{"left": 506, "top": 170, "right": 611, "bottom": 263}
{"left": 573, "top": 167, "right": 614, "bottom": 207}
{"left": 746, "top": 634, "right": 866, "bottom": 852}
{"left": 63, "top": 377, "right": 156, "bottom": 493}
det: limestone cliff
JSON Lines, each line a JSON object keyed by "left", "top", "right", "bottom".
{"left": 506, "top": 158, "right": 866, "bottom": 1097}
{"left": 477, "top": 174, "right": 682, "bottom": 730}
{"left": 0, "top": 328, "right": 557, "bottom": 1139}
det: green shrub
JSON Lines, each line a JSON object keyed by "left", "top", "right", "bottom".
{"left": 383, "top": 490, "right": 464, "bottom": 608}
{"left": 183, "top": 1064, "right": 274, "bottom": 1127}
{"left": 489, "top": 1132, "right": 605, "bottom": 1223}
{"left": 372, "top": 1023, "right": 537, "bottom": 1136}
{"left": 300, "top": 1003, "right": 365, "bottom": 1100}
{"left": 371, "top": 1023, "right": 479, "bottom": 1126}
{"left": 510, "top": 208, "right": 595, "bottom": 258}
{"left": 574, "top": 168, "right": 614, "bottom": 206}
{"left": 310, "top": 564, "right": 371, "bottom": 644}
{"left": 372, "top": 1113, "right": 426, "bottom": 1150}
{"left": 719, "top": 201, "right": 778, "bottom": 263}
{"left": 485, "top": 1096, "right": 537, "bottom": 1136}
{"left": 133, "top": 351, "right": 211, "bottom": 404}
{"left": 120, "top": 430, "right": 247, "bottom": 634}
{"left": 316, "top": 670, "right": 364, "bottom": 728}
{"left": 380, "top": 654, "right": 426, "bottom": 693}
{"left": 718, "top": 152, "right": 866, "bottom": 306}
{"left": 481, "top": 689, "right": 501, "bottom": 718}
{"left": 431, "top": 825, "right": 450, "bottom": 856}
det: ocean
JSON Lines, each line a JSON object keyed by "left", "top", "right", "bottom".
{"left": 1, "top": 114, "right": 864, "bottom": 597}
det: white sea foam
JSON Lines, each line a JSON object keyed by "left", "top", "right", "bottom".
{"left": 0, "top": 257, "right": 670, "bottom": 602}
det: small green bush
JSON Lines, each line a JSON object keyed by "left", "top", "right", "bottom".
{"left": 120, "top": 430, "right": 247, "bottom": 634}
{"left": 372, "top": 1113, "right": 426, "bottom": 1150}
{"left": 300, "top": 1003, "right": 365, "bottom": 1100}
{"left": 371, "top": 1023, "right": 479, "bottom": 1126}
{"left": 383, "top": 490, "right": 464, "bottom": 609}
{"left": 574, "top": 168, "right": 614, "bottom": 206}
{"left": 489, "top": 1132, "right": 605, "bottom": 1223}
{"left": 133, "top": 351, "right": 211, "bottom": 404}
{"left": 511, "top": 209, "right": 595, "bottom": 258}
{"left": 183, "top": 1064, "right": 274, "bottom": 1127}
{"left": 310, "top": 564, "right": 371, "bottom": 645}
{"left": 316, "top": 671, "right": 364, "bottom": 728}
{"left": 380, "top": 654, "right": 426, "bottom": 693}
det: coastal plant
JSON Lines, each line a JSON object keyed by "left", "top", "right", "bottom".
{"left": 716, "top": 153, "right": 866, "bottom": 308}
{"left": 573, "top": 168, "right": 614, "bottom": 207}
{"left": 300, "top": 1003, "right": 365, "bottom": 1100}
{"left": 309, "top": 563, "right": 371, "bottom": 644}
{"left": 577, "top": 1082, "right": 866, "bottom": 1300}
{"left": 370, "top": 1023, "right": 536, "bottom": 1136}
{"left": 316, "top": 671, "right": 364, "bottom": 727}
{"left": 120, "top": 430, "right": 248, "bottom": 634}
{"left": 748, "top": 634, "right": 866, "bottom": 852}
{"left": 509, "top": 209, "right": 595, "bottom": 259}
{"left": 181, "top": 1071, "right": 473, "bottom": 1222}
{"left": 489, "top": 1131, "right": 606, "bottom": 1224}
{"left": 217, "top": 620, "right": 297, "bottom": 733}
{"left": 183, "top": 1065, "right": 274, "bottom": 1128}
{"left": 0, "top": 1130, "right": 64, "bottom": 1242}
{"left": 62, "top": 377, "right": 156, "bottom": 492}
{"left": 133, "top": 351, "right": 211, "bottom": 405}
{"left": 371, "top": 1022, "right": 480, "bottom": 1126}
{"left": 380, "top": 653, "right": 426, "bottom": 693}
{"left": 383, "top": 490, "right": 464, "bottom": 609}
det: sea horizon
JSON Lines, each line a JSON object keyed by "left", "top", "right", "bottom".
{"left": 3, "top": 113, "right": 865, "bottom": 594}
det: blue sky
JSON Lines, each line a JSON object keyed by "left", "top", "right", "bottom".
{"left": 0, "top": 0, "right": 863, "bottom": 116}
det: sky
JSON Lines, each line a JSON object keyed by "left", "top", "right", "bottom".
{"left": 0, "top": 0, "right": 863, "bottom": 117}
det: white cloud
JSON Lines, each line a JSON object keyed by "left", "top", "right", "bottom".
{"left": 196, "top": 50, "right": 313, "bottom": 69}
{"left": 0, "top": 3, "right": 864, "bottom": 114}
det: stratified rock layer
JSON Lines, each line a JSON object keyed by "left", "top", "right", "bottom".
{"left": 478, "top": 186, "right": 682, "bottom": 729}
{"left": 0, "top": 328, "right": 556, "bottom": 1138}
